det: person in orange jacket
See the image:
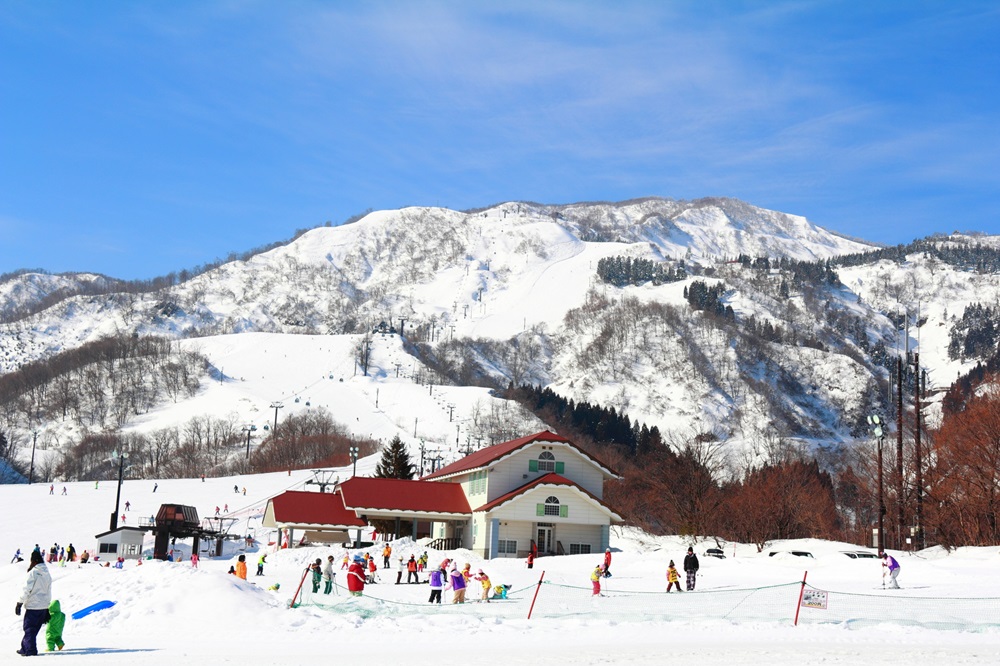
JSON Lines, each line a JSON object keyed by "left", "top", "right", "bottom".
{"left": 406, "top": 555, "right": 419, "bottom": 584}
{"left": 235, "top": 554, "right": 247, "bottom": 580}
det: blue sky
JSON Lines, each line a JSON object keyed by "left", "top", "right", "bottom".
{"left": 2, "top": 1, "right": 998, "bottom": 280}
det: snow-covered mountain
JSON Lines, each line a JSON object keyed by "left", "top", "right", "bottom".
{"left": 1, "top": 197, "right": 998, "bottom": 479}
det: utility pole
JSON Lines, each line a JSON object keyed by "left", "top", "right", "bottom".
{"left": 914, "top": 355, "right": 924, "bottom": 550}
{"left": 896, "top": 356, "right": 904, "bottom": 550}
{"left": 349, "top": 446, "right": 359, "bottom": 478}
{"left": 29, "top": 430, "right": 38, "bottom": 485}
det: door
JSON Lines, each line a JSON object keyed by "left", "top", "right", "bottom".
{"left": 536, "top": 525, "right": 553, "bottom": 554}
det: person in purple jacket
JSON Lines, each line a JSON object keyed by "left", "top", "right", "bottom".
{"left": 447, "top": 565, "right": 467, "bottom": 604}
{"left": 880, "top": 551, "right": 901, "bottom": 589}
{"left": 428, "top": 566, "right": 445, "bottom": 604}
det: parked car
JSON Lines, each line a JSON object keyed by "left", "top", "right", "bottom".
{"left": 841, "top": 550, "right": 879, "bottom": 559}
{"left": 768, "top": 550, "right": 814, "bottom": 558}
{"left": 705, "top": 548, "right": 726, "bottom": 559}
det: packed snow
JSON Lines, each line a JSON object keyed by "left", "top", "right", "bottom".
{"left": 4, "top": 469, "right": 1000, "bottom": 664}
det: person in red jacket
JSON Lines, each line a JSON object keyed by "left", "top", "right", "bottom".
{"left": 603, "top": 548, "right": 612, "bottom": 576}
{"left": 347, "top": 556, "right": 366, "bottom": 596}
{"left": 406, "top": 555, "right": 418, "bottom": 584}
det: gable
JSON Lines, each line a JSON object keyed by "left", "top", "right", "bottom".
{"left": 475, "top": 473, "right": 623, "bottom": 522}
{"left": 422, "top": 430, "right": 619, "bottom": 482}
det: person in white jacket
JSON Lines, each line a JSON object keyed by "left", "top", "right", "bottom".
{"left": 16, "top": 550, "right": 52, "bottom": 656}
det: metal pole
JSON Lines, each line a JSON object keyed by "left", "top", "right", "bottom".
{"left": 29, "top": 431, "right": 37, "bottom": 485}
{"left": 915, "top": 356, "right": 924, "bottom": 550}
{"left": 896, "top": 357, "right": 904, "bottom": 550}
{"left": 878, "top": 436, "right": 885, "bottom": 554}
{"left": 111, "top": 452, "right": 126, "bottom": 531}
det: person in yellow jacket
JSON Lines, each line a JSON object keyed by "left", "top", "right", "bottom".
{"left": 590, "top": 564, "right": 604, "bottom": 596}
{"left": 382, "top": 544, "right": 392, "bottom": 568}
{"left": 473, "top": 569, "right": 492, "bottom": 602}
{"left": 666, "top": 560, "right": 683, "bottom": 592}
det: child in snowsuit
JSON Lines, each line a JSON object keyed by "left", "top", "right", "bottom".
{"left": 45, "top": 599, "right": 66, "bottom": 652}
{"left": 474, "top": 569, "right": 492, "bottom": 602}
{"left": 322, "top": 556, "right": 335, "bottom": 594}
{"left": 428, "top": 567, "right": 445, "bottom": 604}
{"left": 447, "top": 566, "right": 467, "bottom": 604}
{"left": 666, "top": 560, "right": 683, "bottom": 592}
{"left": 591, "top": 565, "right": 603, "bottom": 596}
{"left": 311, "top": 559, "right": 322, "bottom": 593}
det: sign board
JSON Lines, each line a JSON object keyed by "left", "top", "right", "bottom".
{"left": 800, "top": 589, "right": 828, "bottom": 610}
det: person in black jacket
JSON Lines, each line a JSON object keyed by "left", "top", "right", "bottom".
{"left": 683, "top": 546, "right": 700, "bottom": 591}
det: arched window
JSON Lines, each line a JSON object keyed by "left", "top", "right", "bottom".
{"left": 538, "top": 451, "right": 556, "bottom": 472}
{"left": 543, "top": 496, "right": 560, "bottom": 516}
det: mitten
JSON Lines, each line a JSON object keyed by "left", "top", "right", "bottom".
{"left": 15, "top": 602, "right": 22, "bottom": 616}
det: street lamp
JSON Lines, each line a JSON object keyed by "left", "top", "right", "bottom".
{"left": 29, "top": 430, "right": 38, "bottom": 485}
{"left": 110, "top": 449, "right": 129, "bottom": 532}
{"left": 867, "top": 415, "right": 886, "bottom": 554}
{"left": 349, "top": 446, "right": 359, "bottom": 477}
{"left": 243, "top": 425, "right": 257, "bottom": 460}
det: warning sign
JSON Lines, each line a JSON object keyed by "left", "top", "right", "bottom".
{"left": 800, "top": 589, "right": 828, "bottom": 609}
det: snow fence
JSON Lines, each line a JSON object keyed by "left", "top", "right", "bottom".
{"left": 295, "top": 578, "right": 1000, "bottom": 630}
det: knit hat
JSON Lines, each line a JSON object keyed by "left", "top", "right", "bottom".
{"left": 669, "top": 560, "right": 675, "bottom": 566}
{"left": 687, "top": 547, "right": 693, "bottom": 553}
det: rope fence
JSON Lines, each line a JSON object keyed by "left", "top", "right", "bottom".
{"left": 292, "top": 570, "right": 1000, "bottom": 631}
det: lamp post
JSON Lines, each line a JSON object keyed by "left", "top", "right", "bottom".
{"left": 867, "top": 415, "right": 885, "bottom": 554}
{"left": 243, "top": 425, "right": 257, "bottom": 460}
{"left": 110, "top": 450, "right": 129, "bottom": 532}
{"left": 349, "top": 446, "right": 359, "bottom": 478}
{"left": 29, "top": 430, "right": 38, "bottom": 485}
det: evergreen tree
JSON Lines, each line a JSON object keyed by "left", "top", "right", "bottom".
{"left": 375, "top": 435, "right": 416, "bottom": 479}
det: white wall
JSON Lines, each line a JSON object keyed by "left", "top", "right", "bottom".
{"left": 485, "top": 442, "right": 607, "bottom": 501}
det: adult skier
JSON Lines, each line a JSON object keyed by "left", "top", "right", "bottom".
{"left": 16, "top": 550, "right": 52, "bottom": 656}
{"left": 683, "top": 546, "right": 700, "bottom": 591}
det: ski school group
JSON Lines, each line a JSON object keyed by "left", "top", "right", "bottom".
{"left": 305, "top": 545, "right": 507, "bottom": 603}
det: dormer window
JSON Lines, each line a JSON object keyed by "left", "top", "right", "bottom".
{"left": 536, "top": 494, "right": 568, "bottom": 518}
{"left": 528, "top": 451, "right": 564, "bottom": 474}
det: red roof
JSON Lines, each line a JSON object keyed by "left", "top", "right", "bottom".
{"left": 338, "top": 477, "right": 471, "bottom": 515}
{"left": 422, "top": 431, "right": 570, "bottom": 480}
{"left": 267, "top": 490, "right": 366, "bottom": 528}
{"left": 474, "top": 473, "right": 621, "bottom": 521}
{"left": 422, "top": 430, "right": 619, "bottom": 480}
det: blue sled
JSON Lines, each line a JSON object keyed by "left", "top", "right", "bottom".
{"left": 71, "top": 600, "right": 116, "bottom": 620}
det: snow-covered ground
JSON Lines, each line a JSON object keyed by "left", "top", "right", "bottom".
{"left": 4, "top": 469, "right": 1000, "bottom": 664}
